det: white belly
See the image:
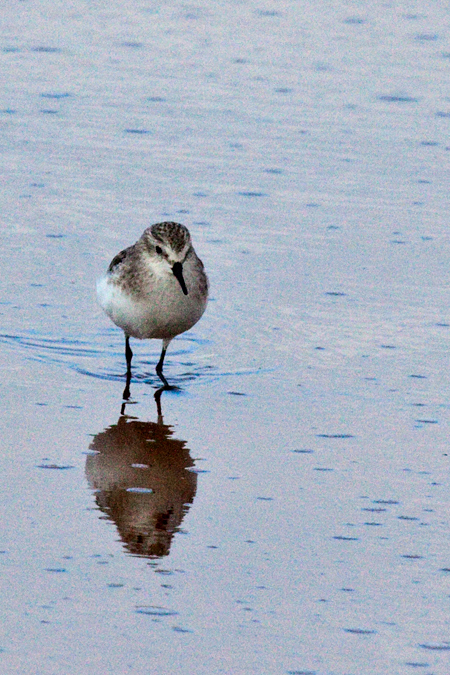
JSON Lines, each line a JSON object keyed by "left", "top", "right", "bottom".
{"left": 96, "top": 275, "right": 206, "bottom": 340}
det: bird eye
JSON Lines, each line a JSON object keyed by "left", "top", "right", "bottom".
{"left": 155, "top": 245, "right": 163, "bottom": 255}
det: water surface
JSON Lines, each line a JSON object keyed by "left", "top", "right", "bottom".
{"left": 2, "top": 2, "right": 450, "bottom": 674}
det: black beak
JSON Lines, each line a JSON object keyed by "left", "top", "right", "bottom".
{"left": 172, "top": 261, "right": 188, "bottom": 295}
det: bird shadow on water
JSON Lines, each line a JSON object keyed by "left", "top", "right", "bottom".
{"left": 86, "top": 394, "right": 201, "bottom": 559}
{"left": 0, "top": 332, "right": 205, "bottom": 560}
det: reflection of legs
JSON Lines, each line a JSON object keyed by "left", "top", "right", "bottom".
{"left": 123, "top": 334, "right": 133, "bottom": 399}
{"left": 155, "top": 338, "right": 171, "bottom": 388}
{"left": 154, "top": 387, "right": 164, "bottom": 421}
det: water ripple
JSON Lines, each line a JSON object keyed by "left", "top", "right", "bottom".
{"left": 0, "top": 332, "right": 265, "bottom": 387}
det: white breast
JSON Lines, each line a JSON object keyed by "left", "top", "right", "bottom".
{"left": 96, "top": 273, "right": 206, "bottom": 340}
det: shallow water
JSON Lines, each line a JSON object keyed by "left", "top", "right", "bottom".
{"left": 2, "top": 2, "right": 450, "bottom": 674}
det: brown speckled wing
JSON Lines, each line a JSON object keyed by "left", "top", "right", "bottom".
{"left": 108, "top": 246, "right": 133, "bottom": 273}
{"left": 195, "top": 255, "right": 209, "bottom": 297}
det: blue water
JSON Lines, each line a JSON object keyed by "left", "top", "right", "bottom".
{"left": 2, "top": 2, "right": 450, "bottom": 674}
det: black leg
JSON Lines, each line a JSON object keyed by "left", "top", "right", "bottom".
{"left": 123, "top": 335, "right": 133, "bottom": 399}
{"left": 155, "top": 345, "right": 170, "bottom": 388}
{"left": 125, "top": 335, "right": 133, "bottom": 370}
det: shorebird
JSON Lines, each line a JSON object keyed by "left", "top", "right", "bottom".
{"left": 97, "top": 221, "right": 208, "bottom": 396}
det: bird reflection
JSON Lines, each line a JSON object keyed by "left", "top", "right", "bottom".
{"left": 85, "top": 394, "right": 197, "bottom": 558}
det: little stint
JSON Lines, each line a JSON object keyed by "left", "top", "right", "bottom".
{"left": 97, "top": 221, "right": 208, "bottom": 396}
